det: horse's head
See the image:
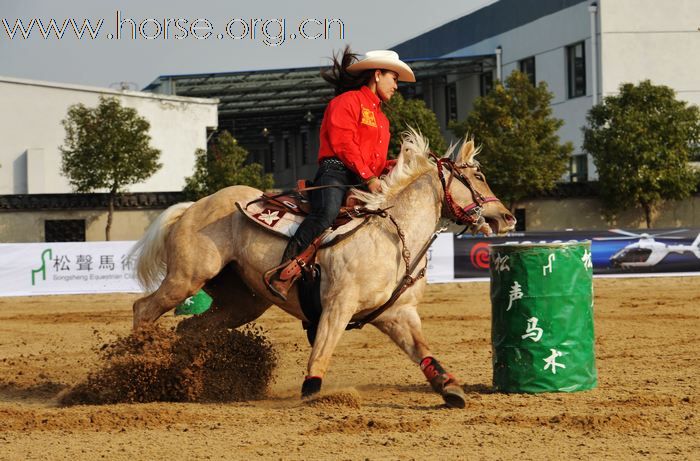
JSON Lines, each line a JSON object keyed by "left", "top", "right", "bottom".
{"left": 352, "top": 130, "right": 516, "bottom": 236}
{"left": 433, "top": 139, "right": 516, "bottom": 236}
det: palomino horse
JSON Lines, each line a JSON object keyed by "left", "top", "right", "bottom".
{"left": 132, "top": 131, "right": 516, "bottom": 408}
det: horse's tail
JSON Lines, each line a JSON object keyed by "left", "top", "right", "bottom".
{"left": 130, "top": 202, "right": 194, "bottom": 292}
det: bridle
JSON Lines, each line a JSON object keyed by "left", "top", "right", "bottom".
{"left": 428, "top": 152, "right": 502, "bottom": 233}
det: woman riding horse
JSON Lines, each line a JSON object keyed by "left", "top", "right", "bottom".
{"left": 131, "top": 47, "right": 516, "bottom": 406}
{"left": 133, "top": 130, "right": 516, "bottom": 407}
{"left": 263, "top": 48, "right": 416, "bottom": 300}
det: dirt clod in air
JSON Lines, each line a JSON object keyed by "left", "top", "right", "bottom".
{"left": 59, "top": 323, "right": 277, "bottom": 406}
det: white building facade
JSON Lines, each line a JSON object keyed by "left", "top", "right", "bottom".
{"left": 393, "top": 0, "right": 700, "bottom": 181}
{"left": 0, "top": 76, "right": 218, "bottom": 195}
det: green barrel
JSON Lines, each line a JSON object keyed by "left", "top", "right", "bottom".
{"left": 489, "top": 241, "right": 597, "bottom": 393}
{"left": 175, "top": 290, "right": 213, "bottom": 316}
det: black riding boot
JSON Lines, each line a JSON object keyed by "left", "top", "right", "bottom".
{"left": 280, "top": 237, "right": 302, "bottom": 265}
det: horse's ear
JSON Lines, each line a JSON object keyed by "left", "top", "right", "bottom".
{"left": 458, "top": 138, "right": 477, "bottom": 164}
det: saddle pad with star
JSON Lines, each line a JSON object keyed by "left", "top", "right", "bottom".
{"left": 235, "top": 199, "right": 369, "bottom": 247}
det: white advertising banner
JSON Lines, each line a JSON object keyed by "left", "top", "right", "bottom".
{"left": 0, "top": 241, "right": 142, "bottom": 297}
{"left": 426, "top": 233, "right": 454, "bottom": 283}
{"left": 0, "top": 235, "right": 461, "bottom": 297}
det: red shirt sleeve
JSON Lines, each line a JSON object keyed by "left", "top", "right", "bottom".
{"left": 325, "top": 94, "right": 375, "bottom": 180}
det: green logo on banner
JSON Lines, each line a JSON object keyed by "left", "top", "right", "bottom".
{"left": 31, "top": 249, "right": 53, "bottom": 286}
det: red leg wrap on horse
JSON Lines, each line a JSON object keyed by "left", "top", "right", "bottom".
{"left": 420, "top": 356, "right": 447, "bottom": 380}
{"left": 420, "top": 356, "right": 456, "bottom": 393}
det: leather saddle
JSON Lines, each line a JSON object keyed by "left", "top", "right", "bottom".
{"left": 235, "top": 180, "right": 377, "bottom": 246}
{"left": 258, "top": 180, "right": 365, "bottom": 228}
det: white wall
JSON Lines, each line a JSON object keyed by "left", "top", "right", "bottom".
{"left": 0, "top": 77, "right": 218, "bottom": 195}
{"left": 599, "top": 0, "right": 700, "bottom": 106}
{"left": 441, "top": 0, "right": 700, "bottom": 181}
{"left": 443, "top": 2, "right": 595, "bottom": 172}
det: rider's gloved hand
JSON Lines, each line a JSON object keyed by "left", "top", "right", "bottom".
{"left": 366, "top": 176, "right": 382, "bottom": 194}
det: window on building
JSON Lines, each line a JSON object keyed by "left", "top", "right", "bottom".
{"left": 45, "top": 219, "right": 86, "bottom": 242}
{"left": 519, "top": 56, "right": 536, "bottom": 86}
{"left": 266, "top": 141, "right": 276, "bottom": 172}
{"left": 567, "top": 42, "right": 586, "bottom": 98}
{"left": 254, "top": 148, "right": 264, "bottom": 165}
{"left": 301, "top": 131, "right": 309, "bottom": 165}
{"left": 480, "top": 71, "right": 494, "bottom": 96}
{"left": 570, "top": 154, "right": 588, "bottom": 182}
{"left": 514, "top": 209, "right": 526, "bottom": 232}
{"left": 445, "top": 82, "right": 458, "bottom": 124}
{"left": 400, "top": 81, "right": 423, "bottom": 100}
{"left": 284, "top": 137, "right": 291, "bottom": 169}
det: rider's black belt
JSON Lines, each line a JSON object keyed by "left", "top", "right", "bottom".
{"left": 319, "top": 157, "right": 348, "bottom": 172}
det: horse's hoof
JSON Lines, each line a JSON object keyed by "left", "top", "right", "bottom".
{"left": 301, "top": 376, "right": 322, "bottom": 399}
{"left": 442, "top": 384, "right": 467, "bottom": 409}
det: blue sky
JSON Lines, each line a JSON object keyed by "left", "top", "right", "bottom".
{"left": 0, "top": 0, "right": 493, "bottom": 89}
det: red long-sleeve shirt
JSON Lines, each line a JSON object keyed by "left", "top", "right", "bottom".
{"left": 317, "top": 85, "right": 390, "bottom": 180}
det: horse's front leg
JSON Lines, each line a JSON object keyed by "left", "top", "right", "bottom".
{"left": 372, "top": 305, "right": 467, "bottom": 409}
{"left": 302, "top": 305, "right": 355, "bottom": 398}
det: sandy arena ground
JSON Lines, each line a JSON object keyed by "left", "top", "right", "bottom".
{"left": 0, "top": 277, "right": 698, "bottom": 460}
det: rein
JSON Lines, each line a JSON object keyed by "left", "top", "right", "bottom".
{"left": 347, "top": 152, "right": 502, "bottom": 328}
{"left": 256, "top": 150, "right": 503, "bottom": 329}
{"left": 346, "top": 220, "right": 445, "bottom": 331}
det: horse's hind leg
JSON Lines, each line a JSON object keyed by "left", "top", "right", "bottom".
{"left": 133, "top": 228, "right": 228, "bottom": 328}
{"left": 176, "top": 263, "right": 272, "bottom": 333}
{"left": 372, "top": 304, "right": 467, "bottom": 409}
{"left": 133, "top": 270, "right": 205, "bottom": 328}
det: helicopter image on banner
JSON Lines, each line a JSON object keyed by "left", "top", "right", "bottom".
{"left": 595, "top": 229, "right": 700, "bottom": 269}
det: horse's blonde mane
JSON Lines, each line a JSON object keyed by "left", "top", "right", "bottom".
{"left": 350, "top": 130, "right": 483, "bottom": 209}
{"left": 351, "top": 129, "right": 437, "bottom": 209}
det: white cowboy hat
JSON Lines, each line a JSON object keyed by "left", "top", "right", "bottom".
{"left": 347, "top": 50, "right": 416, "bottom": 82}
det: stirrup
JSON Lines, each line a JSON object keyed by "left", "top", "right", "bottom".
{"left": 263, "top": 260, "right": 302, "bottom": 301}
{"left": 264, "top": 235, "right": 323, "bottom": 301}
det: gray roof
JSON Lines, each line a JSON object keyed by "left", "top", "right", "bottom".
{"left": 145, "top": 55, "right": 493, "bottom": 144}
{"left": 392, "top": 0, "right": 588, "bottom": 58}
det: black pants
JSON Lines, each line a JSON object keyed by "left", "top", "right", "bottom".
{"left": 284, "top": 159, "right": 361, "bottom": 259}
